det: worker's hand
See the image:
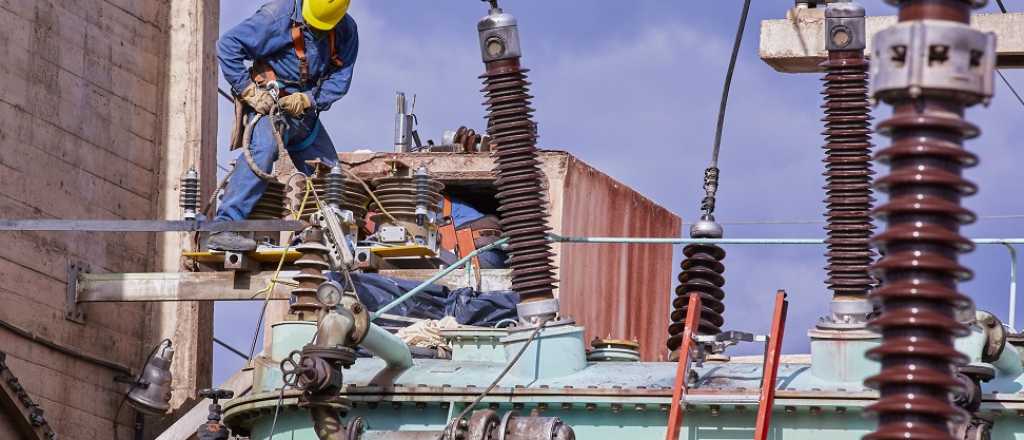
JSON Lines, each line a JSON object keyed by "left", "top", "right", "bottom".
{"left": 240, "top": 83, "right": 275, "bottom": 115}
{"left": 279, "top": 93, "right": 313, "bottom": 118}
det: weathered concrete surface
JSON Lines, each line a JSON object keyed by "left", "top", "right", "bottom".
{"left": 0, "top": 1, "right": 217, "bottom": 438}
{"left": 339, "top": 151, "right": 682, "bottom": 360}
{"left": 0, "top": 1, "right": 170, "bottom": 438}
{"left": 760, "top": 9, "right": 1024, "bottom": 73}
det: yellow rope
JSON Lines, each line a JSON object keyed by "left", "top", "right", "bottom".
{"left": 249, "top": 174, "right": 314, "bottom": 300}
{"left": 344, "top": 169, "right": 399, "bottom": 224}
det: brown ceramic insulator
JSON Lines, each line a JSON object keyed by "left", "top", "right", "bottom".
{"left": 864, "top": 1, "right": 982, "bottom": 438}
{"left": 666, "top": 243, "right": 726, "bottom": 352}
{"left": 820, "top": 51, "right": 876, "bottom": 300}
{"left": 481, "top": 58, "right": 557, "bottom": 303}
{"left": 291, "top": 227, "right": 330, "bottom": 321}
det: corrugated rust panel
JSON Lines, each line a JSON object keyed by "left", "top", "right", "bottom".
{"left": 557, "top": 156, "right": 681, "bottom": 361}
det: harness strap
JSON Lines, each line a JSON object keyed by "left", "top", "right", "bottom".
{"left": 440, "top": 196, "right": 458, "bottom": 252}
{"left": 328, "top": 29, "right": 345, "bottom": 68}
{"left": 291, "top": 25, "right": 309, "bottom": 86}
{"left": 456, "top": 227, "right": 482, "bottom": 281}
{"left": 250, "top": 23, "right": 345, "bottom": 90}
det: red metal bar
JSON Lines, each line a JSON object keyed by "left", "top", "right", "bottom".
{"left": 665, "top": 293, "right": 701, "bottom": 440}
{"left": 754, "top": 290, "right": 789, "bottom": 440}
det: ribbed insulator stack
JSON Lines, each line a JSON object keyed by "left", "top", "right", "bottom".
{"left": 324, "top": 167, "right": 345, "bottom": 208}
{"left": 292, "top": 175, "right": 370, "bottom": 222}
{"left": 179, "top": 168, "right": 200, "bottom": 219}
{"left": 864, "top": 0, "right": 994, "bottom": 438}
{"left": 821, "top": 53, "right": 875, "bottom": 300}
{"left": 369, "top": 173, "right": 443, "bottom": 223}
{"left": 248, "top": 181, "right": 287, "bottom": 220}
{"left": 482, "top": 60, "right": 557, "bottom": 303}
{"left": 666, "top": 243, "right": 726, "bottom": 353}
{"left": 291, "top": 227, "right": 331, "bottom": 321}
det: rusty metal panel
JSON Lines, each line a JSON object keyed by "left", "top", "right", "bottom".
{"left": 556, "top": 156, "right": 681, "bottom": 361}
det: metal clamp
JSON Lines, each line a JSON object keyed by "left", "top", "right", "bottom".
{"left": 65, "top": 261, "right": 88, "bottom": 324}
{"left": 478, "top": 5, "right": 522, "bottom": 62}
{"left": 825, "top": 2, "right": 866, "bottom": 52}
{"left": 871, "top": 20, "right": 997, "bottom": 105}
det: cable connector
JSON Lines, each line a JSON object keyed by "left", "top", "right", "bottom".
{"left": 700, "top": 166, "right": 720, "bottom": 217}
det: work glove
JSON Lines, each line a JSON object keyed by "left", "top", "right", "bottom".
{"left": 279, "top": 93, "right": 313, "bottom": 118}
{"left": 240, "top": 83, "right": 275, "bottom": 115}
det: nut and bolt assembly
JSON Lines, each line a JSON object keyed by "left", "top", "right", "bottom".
{"left": 864, "top": 0, "right": 997, "bottom": 438}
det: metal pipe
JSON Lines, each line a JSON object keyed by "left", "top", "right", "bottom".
{"left": 0, "top": 219, "right": 306, "bottom": 232}
{"left": 371, "top": 238, "right": 509, "bottom": 319}
{"left": 360, "top": 432, "right": 442, "bottom": 440}
{"left": 550, "top": 234, "right": 1024, "bottom": 245}
{"left": 361, "top": 324, "right": 413, "bottom": 372}
{"left": 1006, "top": 243, "right": 1019, "bottom": 331}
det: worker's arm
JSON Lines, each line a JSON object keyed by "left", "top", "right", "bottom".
{"left": 309, "top": 16, "right": 359, "bottom": 112}
{"left": 217, "top": 1, "right": 294, "bottom": 94}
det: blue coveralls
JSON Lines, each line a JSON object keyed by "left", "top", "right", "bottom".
{"left": 215, "top": 0, "right": 359, "bottom": 222}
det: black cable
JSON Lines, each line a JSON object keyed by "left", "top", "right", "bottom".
{"left": 990, "top": 0, "right": 1024, "bottom": 109}
{"left": 998, "top": 70, "right": 1024, "bottom": 108}
{"left": 710, "top": 0, "right": 752, "bottom": 166}
{"left": 113, "top": 339, "right": 172, "bottom": 440}
{"left": 0, "top": 318, "right": 132, "bottom": 375}
{"left": 218, "top": 87, "right": 234, "bottom": 102}
{"left": 214, "top": 337, "right": 251, "bottom": 361}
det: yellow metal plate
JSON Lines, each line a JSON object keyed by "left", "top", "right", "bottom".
{"left": 183, "top": 248, "right": 303, "bottom": 264}
{"left": 370, "top": 245, "right": 437, "bottom": 258}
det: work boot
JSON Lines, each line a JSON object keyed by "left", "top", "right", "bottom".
{"left": 207, "top": 231, "right": 258, "bottom": 252}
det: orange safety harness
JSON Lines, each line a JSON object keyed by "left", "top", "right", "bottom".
{"left": 440, "top": 197, "right": 504, "bottom": 275}
{"left": 251, "top": 23, "right": 345, "bottom": 90}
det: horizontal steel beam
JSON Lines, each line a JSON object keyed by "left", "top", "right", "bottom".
{"left": 77, "top": 271, "right": 294, "bottom": 302}
{"left": 760, "top": 10, "right": 1024, "bottom": 73}
{"left": 0, "top": 219, "right": 306, "bottom": 232}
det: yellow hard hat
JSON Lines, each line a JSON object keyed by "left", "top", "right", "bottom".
{"left": 303, "top": 0, "right": 350, "bottom": 31}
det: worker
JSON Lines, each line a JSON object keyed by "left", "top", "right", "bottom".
{"left": 209, "top": 0, "right": 358, "bottom": 251}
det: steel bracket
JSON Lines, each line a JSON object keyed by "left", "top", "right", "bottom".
{"left": 65, "top": 261, "right": 88, "bottom": 324}
{"left": 223, "top": 251, "right": 259, "bottom": 272}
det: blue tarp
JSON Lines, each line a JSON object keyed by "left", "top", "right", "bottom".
{"left": 325, "top": 272, "right": 519, "bottom": 327}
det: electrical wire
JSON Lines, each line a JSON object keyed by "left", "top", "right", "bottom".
{"left": 0, "top": 318, "right": 132, "bottom": 375}
{"left": 267, "top": 384, "right": 288, "bottom": 439}
{"left": 246, "top": 173, "right": 314, "bottom": 360}
{"left": 438, "top": 318, "right": 551, "bottom": 440}
{"left": 995, "top": 68, "right": 1019, "bottom": 108}
{"left": 990, "top": 0, "right": 1024, "bottom": 109}
{"left": 343, "top": 169, "right": 400, "bottom": 224}
{"left": 710, "top": 0, "right": 752, "bottom": 167}
{"left": 112, "top": 339, "right": 172, "bottom": 440}
{"left": 677, "top": 213, "right": 1024, "bottom": 227}
{"left": 214, "top": 337, "right": 250, "bottom": 361}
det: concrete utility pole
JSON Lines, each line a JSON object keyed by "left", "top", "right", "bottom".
{"left": 154, "top": 0, "right": 220, "bottom": 419}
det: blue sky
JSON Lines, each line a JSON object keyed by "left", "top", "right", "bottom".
{"left": 211, "top": 0, "right": 1024, "bottom": 384}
